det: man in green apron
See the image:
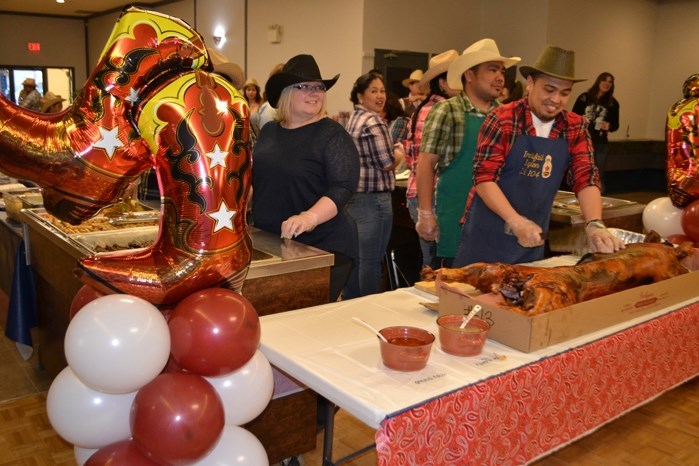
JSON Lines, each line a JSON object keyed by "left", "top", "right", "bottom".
{"left": 416, "top": 39, "right": 520, "bottom": 267}
{"left": 453, "top": 45, "right": 624, "bottom": 267}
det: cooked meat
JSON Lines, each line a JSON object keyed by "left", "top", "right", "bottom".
{"left": 423, "top": 242, "right": 692, "bottom": 315}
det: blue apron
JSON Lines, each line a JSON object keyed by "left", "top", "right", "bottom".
{"left": 456, "top": 117, "right": 570, "bottom": 265}
{"left": 435, "top": 112, "right": 483, "bottom": 258}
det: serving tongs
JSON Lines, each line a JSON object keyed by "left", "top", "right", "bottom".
{"left": 107, "top": 212, "right": 160, "bottom": 225}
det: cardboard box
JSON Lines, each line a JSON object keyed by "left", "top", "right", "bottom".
{"left": 436, "top": 270, "right": 699, "bottom": 353}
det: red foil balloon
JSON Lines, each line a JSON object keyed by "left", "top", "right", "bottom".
{"left": 0, "top": 6, "right": 253, "bottom": 305}
{"left": 131, "top": 372, "right": 224, "bottom": 465}
{"left": 168, "top": 288, "right": 261, "bottom": 377}
{"left": 85, "top": 440, "right": 159, "bottom": 466}
{"left": 69, "top": 285, "right": 105, "bottom": 319}
{"left": 666, "top": 73, "right": 699, "bottom": 208}
{"left": 681, "top": 198, "right": 699, "bottom": 242}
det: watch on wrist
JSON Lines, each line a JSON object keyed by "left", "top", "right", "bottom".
{"left": 585, "top": 219, "right": 606, "bottom": 230}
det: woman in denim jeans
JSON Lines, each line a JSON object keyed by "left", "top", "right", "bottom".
{"left": 345, "top": 72, "right": 403, "bottom": 297}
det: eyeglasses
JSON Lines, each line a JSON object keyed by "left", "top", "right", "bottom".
{"left": 292, "top": 83, "right": 327, "bottom": 93}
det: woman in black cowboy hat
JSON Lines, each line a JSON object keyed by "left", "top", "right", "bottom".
{"left": 252, "top": 54, "right": 360, "bottom": 301}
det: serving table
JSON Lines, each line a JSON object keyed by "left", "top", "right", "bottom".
{"left": 259, "top": 283, "right": 699, "bottom": 465}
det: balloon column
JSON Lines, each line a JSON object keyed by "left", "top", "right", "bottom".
{"left": 0, "top": 6, "right": 253, "bottom": 305}
{"left": 54, "top": 288, "right": 272, "bottom": 466}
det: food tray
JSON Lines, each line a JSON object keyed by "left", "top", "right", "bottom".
{"left": 4, "top": 188, "right": 43, "bottom": 221}
{"left": 70, "top": 227, "right": 158, "bottom": 254}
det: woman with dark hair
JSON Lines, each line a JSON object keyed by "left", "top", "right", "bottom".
{"left": 573, "top": 72, "right": 620, "bottom": 192}
{"left": 345, "top": 71, "right": 402, "bottom": 297}
{"left": 403, "top": 50, "right": 461, "bottom": 268}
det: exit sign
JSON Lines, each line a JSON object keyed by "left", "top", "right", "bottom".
{"left": 27, "top": 42, "right": 41, "bottom": 52}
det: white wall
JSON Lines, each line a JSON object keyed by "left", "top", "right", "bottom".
{"left": 247, "top": 0, "right": 364, "bottom": 116}
{"left": 0, "top": 15, "right": 87, "bottom": 89}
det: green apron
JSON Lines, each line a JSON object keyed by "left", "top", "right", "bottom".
{"left": 435, "top": 112, "right": 484, "bottom": 258}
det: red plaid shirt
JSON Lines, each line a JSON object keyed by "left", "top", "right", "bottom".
{"left": 466, "top": 99, "right": 600, "bottom": 212}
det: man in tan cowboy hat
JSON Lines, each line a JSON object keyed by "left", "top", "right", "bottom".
{"left": 40, "top": 92, "right": 67, "bottom": 113}
{"left": 452, "top": 44, "right": 624, "bottom": 267}
{"left": 18, "top": 77, "right": 42, "bottom": 111}
{"left": 399, "top": 69, "right": 426, "bottom": 117}
{"left": 415, "top": 38, "right": 519, "bottom": 267}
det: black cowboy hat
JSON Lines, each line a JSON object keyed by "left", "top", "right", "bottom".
{"left": 265, "top": 54, "right": 339, "bottom": 108}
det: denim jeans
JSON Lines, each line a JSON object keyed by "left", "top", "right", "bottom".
{"left": 345, "top": 192, "right": 393, "bottom": 297}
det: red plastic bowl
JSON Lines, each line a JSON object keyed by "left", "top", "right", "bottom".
{"left": 437, "top": 315, "right": 490, "bottom": 357}
{"left": 379, "top": 326, "right": 434, "bottom": 371}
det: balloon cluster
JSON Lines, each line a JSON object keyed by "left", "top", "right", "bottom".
{"left": 48, "top": 288, "right": 272, "bottom": 466}
{"left": 642, "top": 196, "right": 699, "bottom": 244}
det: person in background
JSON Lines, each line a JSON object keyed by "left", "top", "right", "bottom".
{"left": 416, "top": 38, "right": 519, "bottom": 268}
{"left": 39, "top": 92, "right": 66, "bottom": 113}
{"left": 572, "top": 71, "right": 620, "bottom": 193}
{"left": 500, "top": 77, "right": 524, "bottom": 104}
{"left": 18, "top": 78, "right": 41, "bottom": 111}
{"left": 252, "top": 54, "right": 360, "bottom": 302}
{"left": 453, "top": 45, "right": 624, "bottom": 267}
{"left": 345, "top": 71, "right": 403, "bottom": 297}
{"left": 404, "top": 49, "right": 461, "bottom": 269}
{"left": 210, "top": 52, "right": 246, "bottom": 90}
{"left": 399, "top": 69, "right": 426, "bottom": 118}
{"left": 242, "top": 78, "right": 262, "bottom": 117}
{"left": 251, "top": 63, "right": 285, "bottom": 135}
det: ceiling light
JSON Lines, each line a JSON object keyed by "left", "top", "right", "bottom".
{"left": 56, "top": 0, "right": 65, "bottom": 4}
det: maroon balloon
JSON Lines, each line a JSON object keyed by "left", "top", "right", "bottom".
{"left": 666, "top": 233, "right": 692, "bottom": 245}
{"left": 85, "top": 440, "right": 159, "bottom": 466}
{"left": 168, "top": 288, "right": 261, "bottom": 376}
{"left": 69, "top": 285, "right": 105, "bottom": 319}
{"left": 131, "top": 372, "right": 224, "bottom": 465}
{"left": 681, "top": 199, "right": 699, "bottom": 242}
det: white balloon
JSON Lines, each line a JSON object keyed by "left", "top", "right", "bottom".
{"left": 192, "top": 425, "right": 269, "bottom": 466}
{"left": 47, "top": 367, "right": 136, "bottom": 449}
{"left": 74, "top": 446, "right": 98, "bottom": 466}
{"left": 65, "top": 294, "right": 170, "bottom": 394}
{"left": 205, "top": 350, "right": 274, "bottom": 426}
{"left": 642, "top": 196, "right": 685, "bottom": 237}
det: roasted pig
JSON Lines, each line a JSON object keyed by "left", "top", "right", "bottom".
{"left": 422, "top": 242, "right": 694, "bottom": 315}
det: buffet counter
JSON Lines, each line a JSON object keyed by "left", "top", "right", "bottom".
{"left": 259, "top": 285, "right": 699, "bottom": 465}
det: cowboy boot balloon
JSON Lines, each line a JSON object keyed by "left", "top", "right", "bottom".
{"left": 0, "top": 6, "right": 209, "bottom": 224}
{"left": 2, "top": 7, "right": 253, "bottom": 304}
{"left": 76, "top": 69, "right": 253, "bottom": 305}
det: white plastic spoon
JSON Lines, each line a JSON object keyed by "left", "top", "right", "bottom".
{"left": 352, "top": 317, "right": 388, "bottom": 342}
{"left": 459, "top": 305, "right": 482, "bottom": 330}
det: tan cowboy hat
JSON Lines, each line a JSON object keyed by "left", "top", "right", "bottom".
{"left": 207, "top": 47, "right": 246, "bottom": 89}
{"left": 402, "top": 69, "right": 423, "bottom": 88}
{"left": 39, "top": 92, "right": 66, "bottom": 113}
{"left": 419, "top": 49, "right": 459, "bottom": 88}
{"left": 447, "top": 38, "right": 521, "bottom": 90}
{"left": 519, "top": 45, "right": 586, "bottom": 82}
{"left": 22, "top": 78, "right": 36, "bottom": 87}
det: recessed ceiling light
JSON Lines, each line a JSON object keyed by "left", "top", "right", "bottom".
{"left": 56, "top": 0, "right": 65, "bottom": 4}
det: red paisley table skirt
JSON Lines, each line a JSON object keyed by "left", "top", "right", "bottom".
{"left": 376, "top": 302, "right": 699, "bottom": 465}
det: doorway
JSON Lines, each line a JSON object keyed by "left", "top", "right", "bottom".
{"left": 374, "top": 49, "right": 429, "bottom": 100}
{"left": 0, "top": 66, "right": 75, "bottom": 111}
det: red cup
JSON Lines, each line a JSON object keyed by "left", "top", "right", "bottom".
{"left": 437, "top": 315, "right": 490, "bottom": 357}
{"left": 379, "top": 326, "right": 434, "bottom": 371}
